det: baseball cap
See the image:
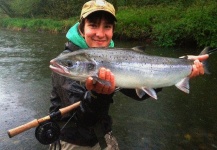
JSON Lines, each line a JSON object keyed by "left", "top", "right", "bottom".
{"left": 80, "top": 0, "right": 116, "bottom": 21}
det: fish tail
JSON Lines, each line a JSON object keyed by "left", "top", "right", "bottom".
{"left": 203, "top": 62, "right": 210, "bottom": 74}
{"left": 199, "top": 47, "right": 210, "bottom": 74}
{"left": 199, "top": 47, "right": 209, "bottom": 55}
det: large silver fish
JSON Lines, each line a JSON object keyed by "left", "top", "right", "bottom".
{"left": 49, "top": 47, "right": 211, "bottom": 99}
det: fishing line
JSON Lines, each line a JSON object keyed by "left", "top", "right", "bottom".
{"left": 60, "top": 112, "right": 76, "bottom": 131}
{"left": 208, "top": 48, "right": 217, "bottom": 55}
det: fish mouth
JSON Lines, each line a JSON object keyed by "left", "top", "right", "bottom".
{"left": 49, "top": 59, "right": 70, "bottom": 76}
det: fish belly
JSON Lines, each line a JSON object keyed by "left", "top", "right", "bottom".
{"left": 109, "top": 63, "right": 192, "bottom": 89}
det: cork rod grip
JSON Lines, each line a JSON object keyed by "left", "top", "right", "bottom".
{"left": 7, "top": 115, "right": 50, "bottom": 138}
{"left": 7, "top": 101, "right": 81, "bottom": 138}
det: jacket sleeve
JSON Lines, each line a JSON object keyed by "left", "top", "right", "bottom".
{"left": 49, "top": 72, "right": 86, "bottom": 118}
{"left": 49, "top": 42, "right": 86, "bottom": 119}
{"left": 50, "top": 72, "right": 113, "bottom": 126}
{"left": 49, "top": 42, "right": 113, "bottom": 126}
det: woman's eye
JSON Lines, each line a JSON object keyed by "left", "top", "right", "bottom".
{"left": 92, "top": 25, "right": 97, "bottom": 28}
{"left": 105, "top": 25, "right": 112, "bottom": 29}
{"left": 89, "top": 24, "right": 97, "bottom": 28}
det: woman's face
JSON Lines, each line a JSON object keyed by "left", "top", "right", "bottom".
{"left": 81, "top": 18, "right": 114, "bottom": 48}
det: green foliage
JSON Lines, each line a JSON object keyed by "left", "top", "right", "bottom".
{"left": 115, "top": 5, "right": 182, "bottom": 43}
{"left": 39, "top": 0, "right": 85, "bottom": 19}
{"left": 116, "top": 0, "right": 196, "bottom": 7}
{"left": 114, "top": 1, "right": 217, "bottom": 47}
{"left": 0, "top": 17, "right": 78, "bottom": 32}
{"left": 0, "top": 0, "right": 217, "bottom": 47}
{"left": 115, "top": 7, "right": 151, "bottom": 39}
{"left": 182, "top": 1, "right": 217, "bottom": 47}
{"left": 10, "top": 0, "right": 40, "bottom": 17}
{"left": 0, "top": 8, "right": 5, "bottom": 18}
{"left": 150, "top": 5, "right": 186, "bottom": 47}
{"left": 0, "top": 0, "right": 15, "bottom": 17}
{"left": 0, "top": 0, "right": 86, "bottom": 19}
{"left": 150, "top": 0, "right": 217, "bottom": 47}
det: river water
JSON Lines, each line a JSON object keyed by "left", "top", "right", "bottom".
{"left": 0, "top": 29, "right": 217, "bottom": 150}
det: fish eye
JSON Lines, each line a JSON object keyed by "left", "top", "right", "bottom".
{"left": 66, "top": 60, "right": 73, "bottom": 67}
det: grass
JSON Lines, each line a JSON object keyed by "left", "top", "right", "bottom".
{"left": 0, "top": 1, "right": 216, "bottom": 47}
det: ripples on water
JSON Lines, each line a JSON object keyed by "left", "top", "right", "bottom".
{"left": 0, "top": 29, "right": 217, "bottom": 150}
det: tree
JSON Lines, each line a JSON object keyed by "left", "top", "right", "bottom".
{"left": 0, "top": 0, "right": 16, "bottom": 17}
{"left": 109, "top": 0, "right": 118, "bottom": 12}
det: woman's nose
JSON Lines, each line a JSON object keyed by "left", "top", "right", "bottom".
{"left": 96, "top": 27, "right": 105, "bottom": 38}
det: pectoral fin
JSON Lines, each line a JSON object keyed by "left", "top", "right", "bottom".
{"left": 136, "top": 87, "right": 157, "bottom": 100}
{"left": 136, "top": 88, "right": 146, "bottom": 98}
{"left": 91, "top": 76, "right": 111, "bottom": 86}
{"left": 175, "top": 77, "right": 190, "bottom": 93}
{"left": 199, "top": 47, "right": 210, "bottom": 74}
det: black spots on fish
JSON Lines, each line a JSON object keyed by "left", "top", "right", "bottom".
{"left": 89, "top": 56, "right": 97, "bottom": 62}
{"left": 150, "top": 64, "right": 153, "bottom": 73}
{"left": 170, "top": 65, "right": 174, "bottom": 69}
{"left": 98, "top": 53, "right": 106, "bottom": 58}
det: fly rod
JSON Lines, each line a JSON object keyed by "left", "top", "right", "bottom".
{"left": 7, "top": 101, "right": 81, "bottom": 138}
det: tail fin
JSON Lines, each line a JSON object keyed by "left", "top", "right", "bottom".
{"left": 199, "top": 47, "right": 210, "bottom": 74}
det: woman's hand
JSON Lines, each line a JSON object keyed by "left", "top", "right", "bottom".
{"left": 85, "top": 67, "right": 116, "bottom": 94}
{"left": 188, "top": 54, "right": 209, "bottom": 78}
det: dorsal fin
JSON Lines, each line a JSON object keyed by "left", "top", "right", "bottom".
{"left": 131, "top": 46, "right": 146, "bottom": 53}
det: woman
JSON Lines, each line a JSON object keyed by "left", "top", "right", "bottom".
{"left": 49, "top": 0, "right": 208, "bottom": 149}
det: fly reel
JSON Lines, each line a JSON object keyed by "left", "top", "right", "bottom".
{"left": 35, "top": 121, "right": 60, "bottom": 145}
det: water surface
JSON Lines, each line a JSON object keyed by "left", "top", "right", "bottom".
{"left": 0, "top": 29, "right": 217, "bottom": 150}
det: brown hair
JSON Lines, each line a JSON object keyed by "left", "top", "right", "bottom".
{"left": 79, "top": 11, "right": 116, "bottom": 34}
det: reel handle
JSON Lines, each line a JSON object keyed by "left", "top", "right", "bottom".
{"left": 7, "top": 101, "right": 80, "bottom": 138}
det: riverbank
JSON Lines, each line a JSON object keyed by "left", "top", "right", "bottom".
{"left": 0, "top": 2, "right": 216, "bottom": 47}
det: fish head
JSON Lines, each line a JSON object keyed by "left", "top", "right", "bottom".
{"left": 49, "top": 52, "right": 97, "bottom": 82}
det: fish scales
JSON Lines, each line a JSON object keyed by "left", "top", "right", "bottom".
{"left": 50, "top": 47, "right": 209, "bottom": 99}
{"left": 77, "top": 49, "right": 193, "bottom": 88}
